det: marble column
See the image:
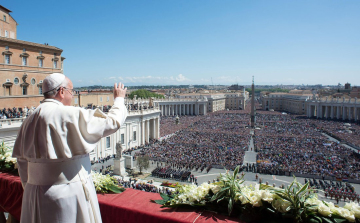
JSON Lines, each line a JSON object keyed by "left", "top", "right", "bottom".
{"left": 145, "top": 120, "right": 149, "bottom": 143}
{"left": 337, "top": 106, "right": 340, "bottom": 119}
{"left": 349, "top": 107, "right": 352, "bottom": 121}
{"left": 156, "top": 118, "right": 160, "bottom": 139}
{"left": 330, "top": 106, "right": 334, "bottom": 119}
{"left": 343, "top": 107, "right": 346, "bottom": 120}
{"left": 141, "top": 120, "right": 145, "bottom": 145}
{"left": 325, "top": 106, "right": 328, "bottom": 118}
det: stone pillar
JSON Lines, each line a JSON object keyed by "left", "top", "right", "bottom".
{"left": 355, "top": 107, "right": 358, "bottom": 122}
{"left": 325, "top": 106, "right": 328, "bottom": 118}
{"left": 172, "top": 105, "right": 175, "bottom": 116}
{"left": 145, "top": 120, "right": 149, "bottom": 143}
{"left": 141, "top": 120, "right": 145, "bottom": 145}
{"left": 203, "top": 104, "right": 207, "bottom": 115}
{"left": 168, "top": 105, "right": 171, "bottom": 116}
{"left": 330, "top": 106, "right": 334, "bottom": 119}
{"left": 153, "top": 119, "right": 156, "bottom": 139}
{"left": 343, "top": 107, "right": 346, "bottom": 120}
{"left": 156, "top": 118, "right": 160, "bottom": 138}
{"left": 187, "top": 104, "right": 189, "bottom": 115}
{"left": 349, "top": 107, "right": 352, "bottom": 121}
{"left": 336, "top": 106, "right": 340, "bottom": 119}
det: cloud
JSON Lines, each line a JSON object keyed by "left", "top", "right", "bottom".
{"left": 109, "top": 77, "right": 124, "bottom": 81}
{"left": 176, "top": 74, "right": 190, "bottom": 82}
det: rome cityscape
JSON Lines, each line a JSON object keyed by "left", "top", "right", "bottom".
{"left": 1, "top": 1, "right": 360, "bottom": 223}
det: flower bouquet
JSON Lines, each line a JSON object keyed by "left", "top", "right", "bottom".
{"left": 154, "top": 166, "right": 360, "bottom": 223}
{"left": 91, "top": 171, "right": 125, "bottom": 194}
{"left": 161, "top": 181, "right": 179, "bottom": 188}
{"left": 0, "top": 141, "right": 17, "bottom": 172}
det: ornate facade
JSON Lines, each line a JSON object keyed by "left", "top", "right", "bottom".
{"left": 0, "top": 5, "right": 64, "bottom": 108}
{"left": 306, "top": 97, "right": 360, "bottom": 121}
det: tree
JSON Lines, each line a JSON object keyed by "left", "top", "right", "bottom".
{"left": 128, "top": 89, "right": 165, "bottom": 99}
{"left": 137, "top": 155, "right": 150, "bottom": 174}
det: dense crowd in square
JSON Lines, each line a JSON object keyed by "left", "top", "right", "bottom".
{"left": 255, "top": 111, "right": 360, "bottom": 179}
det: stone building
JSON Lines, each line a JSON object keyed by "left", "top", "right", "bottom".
{"left": 261, "top": 90, "right": 312, "bottom": 114}
{"left": 0, "top": 5, "right": 64, "bottom": 108}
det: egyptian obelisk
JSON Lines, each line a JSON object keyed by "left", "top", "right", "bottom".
{"left": 250, "top": 76, "right": 255, "bottom": 128}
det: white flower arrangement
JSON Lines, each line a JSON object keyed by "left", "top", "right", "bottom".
{"left": 155, "top": 166, "right": 360, "bottom": 223}
{"left": 0, "top": 141, "right": 17, "bottom": 171}
{"left": 91, "top": 171, "right": 124, "bottom": 194}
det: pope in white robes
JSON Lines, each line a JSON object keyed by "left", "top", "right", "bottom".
{"left": 12, "top": 73, "right": 128, "bottom": 223}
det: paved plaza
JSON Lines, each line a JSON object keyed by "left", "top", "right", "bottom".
{"left": 91, "top": 140, "right": 360, "bottom": 207}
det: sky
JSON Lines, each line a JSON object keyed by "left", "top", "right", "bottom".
{"left": 4, "top": 0, "right": 360, "bottom": 87}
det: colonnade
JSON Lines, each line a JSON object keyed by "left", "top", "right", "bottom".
{"left": 159, "top": 103, "right": 207, "bottom": 116}
{"left": 307, "top": 98, "right": 360, "bottom": 121}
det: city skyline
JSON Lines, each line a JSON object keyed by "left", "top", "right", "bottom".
{"left": 4, "top": 1, "right": 360, "bottom": 87}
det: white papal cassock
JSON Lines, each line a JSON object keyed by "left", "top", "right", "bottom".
{"left": 12, "top": 98, "right": 127, "bottom": 223}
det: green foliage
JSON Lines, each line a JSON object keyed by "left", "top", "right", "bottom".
{"left": 266, "top": 177, "right": 317, "bottom": 223}
{"left": 153, "top": 167, "right": 359, "bottom": 223}
{"left": 211, "top": 166, "right": 245, "bottom": 216}
{"left": 137, "top": 155, "right": 150, "bottom": 174}
{"left": 0, "top": 141, "right": 16, "bottom": 172}
{"left": 128, "top": 89, "right": 165, "bottom": 99}
{"left": 91, "top": 171, "right": 125, "bottom": 194}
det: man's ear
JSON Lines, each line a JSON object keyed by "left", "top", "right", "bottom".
{"left": 58, "top": 87, "right": 65, "bottom": 99}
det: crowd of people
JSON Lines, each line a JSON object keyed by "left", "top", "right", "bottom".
{"left": 0, "top": 106, "right": 35, "bottom": 119}
{"left": 116, "top": 177, "right": 173, "bottom": 195}
{"left": 310, "top": 119, "right": 360, "bottom": 149}
{"left": 142, "top": 112, "right": 250, "bottom": 172}
{"left": 151, "top": 166, "right": 191, "bottom": 181}
{"left": 255, "top": 112, "right": 360, "bottom": 179}
{"left": 160, "top": 116, "right": 203, "bottom": 137}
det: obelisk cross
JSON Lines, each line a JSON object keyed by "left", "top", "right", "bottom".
{"left": 250, "top": 76, "right": 255, "bottom": 128}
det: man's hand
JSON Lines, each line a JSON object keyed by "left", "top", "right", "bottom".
{"left": 114, "top": 82, "right": 127, "bottom": 98}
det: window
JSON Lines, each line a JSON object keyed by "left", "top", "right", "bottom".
{"left": 22, "top": 57, "right": 27, "bottom": 66}
{"left": 100, "top": 97, "right": 103, "bottom": 102}
{"left": 3, "top": 15, "right": 6, "bottom": 22}
{"left": 121, "top": 134, "right": 124, "bottom": 144}
{"left": 133, "top": 131, "right": 136, "bottom": 141}
{"left": 74, "top": 98, "right": 78, "bottom": 104}
{"left": 5, "top": 46, "right": 9, "bottom": 50}
{"left": 5, "top": 55, "right": 10, "bottom": 64}
{"left": 31, "top": 78, "right": 36, "bottom": 85}
{"left": 5, "top": 30, "right": 8, "bottom": 38}
{"left": 53, "top": 61, "right": 57, "bottom": 68}
{"left": 39, "top": 58, "right": 43, "bottom": 67}
{"left": 106, "top": 137, "right": 110, "bottom": 148}
{"left": 107, "top": 96, "right": 109, "bottom": 102}
{"left": 39, "top": 86, "right": 43, "bottom": 94}
{"left": 22, "top": 86, "right": 27, "bottom": 95}
{"left": 14, "top": 78, "right": 19, "bottom": 85}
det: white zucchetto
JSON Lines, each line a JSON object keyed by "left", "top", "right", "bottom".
{"left": 43, "top": 73, "right": 66, "bottom": 94}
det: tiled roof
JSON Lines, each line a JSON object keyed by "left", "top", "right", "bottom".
{"left": 0, "top": 37, "right": 63, "bottom": 52}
